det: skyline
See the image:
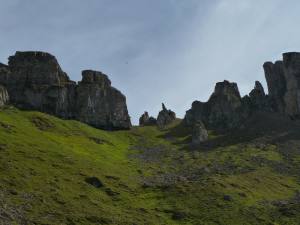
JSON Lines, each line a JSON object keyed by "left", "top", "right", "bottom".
{"left": 1, "top": 0, "right": 300, "bottom": 124}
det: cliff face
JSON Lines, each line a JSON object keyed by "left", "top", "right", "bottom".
{"left": 0, "top": 51, "right": 131, "bottom": 130}
{"left": 76, "top": 70, "right": 131, "bottom": 129}
{"left": 264, "top": 52, "right": 300, "bottom": 119}
{"left": 185, "top": 80, "right": 248, "bottom": 130}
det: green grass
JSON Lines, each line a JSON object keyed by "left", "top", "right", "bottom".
{"left": 0, "top": 107, "right": 300, "bottom": 224}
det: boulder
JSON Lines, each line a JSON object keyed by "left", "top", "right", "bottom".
{"left": 157, "top": 103, "right": 176, "bottom": 128}
{"left": 139, "top": 111, "right": 157, "bottom": 126}
{"left": 75, "top": 70, "right": 131, "bottom": 130}
{"left": 191, "top": 121, "right": 208, "bottom": 145}
{"left": 0, "top": 85, "right": 9, "bottom": 107}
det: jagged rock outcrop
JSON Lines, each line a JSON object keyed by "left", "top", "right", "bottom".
{"left": 76, "top": 70, "right": 131, "bottom": 129}
{"left": 248, "top": 81, "right": 272, "bottom": 111}
{"left": 185, "top": 80, "right": 247, "bottom": 130}
{"left": 139, "top": 112, "right": 157, "bottom": 126}
{"left": 0, "top": 51, "right": 76, "bottom": 117}
{"left": 264, "top": 52, "right": 300, "bottom": 118}
{"left": 0, "top": 51, "right": 131, "bottom": 130}
{"left": 263, "top": 61, "right": 286, "bottom": 113}
{"left": 157, "top": 103, "right": 176, "bottom": 128}
{"left": 0, "top": 85, "right": 9, "bottom": 107}
{"left": 191, "top": 121, "right": 208, "bottom": 145}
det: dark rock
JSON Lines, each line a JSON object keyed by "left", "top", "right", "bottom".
{"left": 139, "top": 111, "right": 157, "bottom": 126}
{"left": 139, "top": 111, "right": 149, "bottom": 126}
{"left": 263, "top": 60, "right": 286, "bottom": 113}
{"left": 185, "top": 80, "right": 246, "bottom": 130}
{"left": 76, "top": 70, "right": 131, "bottom": 130}
{"left": 191, "top": 121, "right": 208, "bottom": 145}
{"left": 223, "top": 195, "right": 232, "bottom": 201}
{"left": 0, "top": 51, "right": 131, "bottom": 130}
{"left": 264, "top": 52, "right": 300, "bottom": 118}
{"left": 0, "top": 85, "right": 9, "bottom": 107}
{"left": 85, "top": 177, "right": 103, "bottom": 188}
{"left": 157, "top": 103, "right": 176, "bottom": 128}
{"left": 3, "top": 51, "right": 76, "bottom": 117}
{"left": 248, "top": 81, "right": 272, "bottom": 111}
{"left": 171, "top": 211, "right": 186, "bottom": 220}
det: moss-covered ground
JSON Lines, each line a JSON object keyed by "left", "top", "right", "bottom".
{"left": 0, "top": 107, "right": 300, "bottom": 224}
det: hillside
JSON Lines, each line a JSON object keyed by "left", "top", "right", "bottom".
{"left": 1, "top": 106, "right": 300, "bottom": 225}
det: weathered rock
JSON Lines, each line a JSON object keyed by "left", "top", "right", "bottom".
{"left": 0, "top": 51, "right": 131, "bottom": 130}
{"left": 85, "top": 177, "right": 103, "bottom": 188}
{"left": 0, "top": 85, "right": 9, "bottom": 107}
{"left": 191, "top": 121, "right": 208, "bottom": 145}
{"left": 263, "top": 61, "right": 286, "bottom": 113}
{"left": 139, "top": 111, "right": 157, "bottom": 126}
{"left": 248, "top": 81, "right": 271, "bottom": 111}
{"left": 157, "top": 103, "right": 176, "bottom": 128}
{"left": 139, "top": 111, "right": 149, "bottom": 126}
{"left": 1, "top": 51, "right": 76, "bottom": 118}
{"left": 75, "top": 70, "right": 131, "bottom": 130}
{"left": 185, "top": 80, "right": 246, "bottom": 130}
{"left": 264, "top": 52, "right": 300, "bottom": 118}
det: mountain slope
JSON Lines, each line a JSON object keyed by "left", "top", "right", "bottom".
{"left": 1, "top": 107, "right": 300, "bottom": 225}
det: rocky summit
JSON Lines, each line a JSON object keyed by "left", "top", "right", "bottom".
{"left": 0, "top": 51, "right": 131, "bottom": 130}
{"left": 157, "top": 103, "right": 176, "bottom": 128}
{"left": 185, "top": 52, "right": 300, "bottom": 132}
{"left": 264, "top": 52, "right": 300, "bottom": 119}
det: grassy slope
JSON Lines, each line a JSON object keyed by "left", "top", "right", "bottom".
{"left": 0, "top": 107, "right": 300, "bottom": 224}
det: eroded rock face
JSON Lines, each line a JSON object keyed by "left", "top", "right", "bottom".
{"left": 139, "top": 111, "right": 157, "bottom": 126}
{"left": 185, "top": 80, "right": 246, "bottom": 130}
{"left": 76, "top": 70, "right": 131, "bottom": 130}
{"left": 0, "top": 51, "right": 131, "bottom": 130}
{"left": 264, "top": 52, "right": 300, "bottom": 118}
{"left": 157, "top": 103, "right": 176, "bottom": 128}
{"left": 2, "top": 51, "right": 76, "bottom": 117}
{"left": 248, "top": 81, "right": 272, "bottom": 111}
{"left": 263, "top": 61, "right": 286, "bottom": 113}
{"left": 192, "top": 121, "right": 208, "bottom": 145}
{"left": 0, "top": 85, "right": 9, "bottom": 107}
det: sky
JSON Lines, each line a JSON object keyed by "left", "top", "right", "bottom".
{"left": 1, "top": 0, "right": 300, "bottom": 124}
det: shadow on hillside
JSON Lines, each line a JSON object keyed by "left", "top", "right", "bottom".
{"left": 160, "top": 112, "right": 300, "bottom": 151}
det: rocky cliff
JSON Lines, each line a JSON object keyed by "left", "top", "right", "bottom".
{"left": 0, "top": 51, "right": 131, "bottom": 130}
{"left": 185, "top": 52, "right": 300, "bottom": 131}
{"left": 264, "top": 52, "right": 300, "bottom": 119}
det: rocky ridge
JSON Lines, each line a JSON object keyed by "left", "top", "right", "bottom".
{"left": 0, "top": 51, "right": 131, "bottom": 130}
{"left": 185, "top": 52, "right": 300, "bottom": 133}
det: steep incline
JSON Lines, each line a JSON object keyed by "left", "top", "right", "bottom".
{"left": 1, "top": 107, "right": 300, "bottom": 224}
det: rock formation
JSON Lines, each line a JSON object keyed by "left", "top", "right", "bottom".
{"left": 157, "top": 103, "right": 176, "bottom": 128}
{"left": 0, "top": 51, "right": 131, "bottom": 130}
{"left": 185, "top": 80, "right": 247, "bottom": 130}
{"left": 264, "top": 52, "right": 300, "bottom": 119}
{"left": 185, "top": 52, "right": 300, "bottom": 132}
{"left": 191, "top": 121, "right": 208, "bottom": 145}
{"left": 0, "top": 85, "right": 9, "bottom": 107}
{"left": 139, "top": 112, "right": 157, "bottom": 126}
{"left": 76, "top": 70, "right": 131, "bottom": 129}
{"left": 248, "top": 81, "right": 271, "bottom": 111}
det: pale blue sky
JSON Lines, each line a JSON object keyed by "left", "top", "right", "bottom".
{"left": 1, "top": 0, "right": 300, "bottom": 124}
